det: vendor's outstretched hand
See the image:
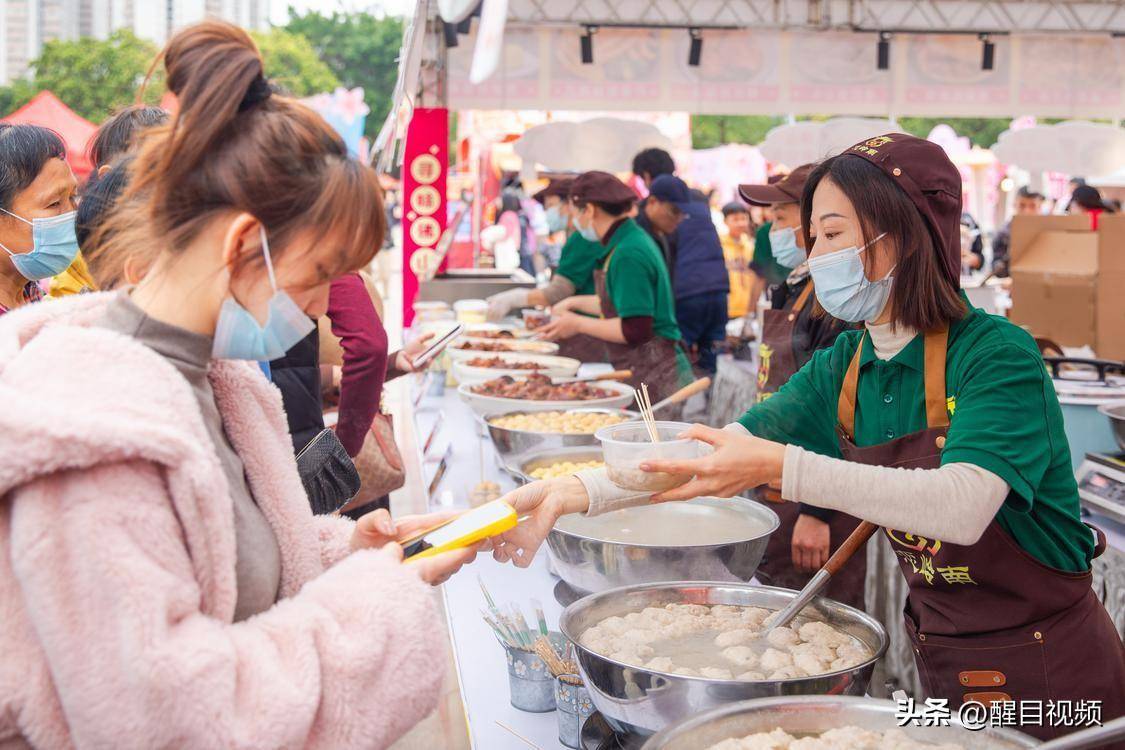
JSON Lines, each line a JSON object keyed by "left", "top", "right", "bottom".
{"left": 492, "top": 477, "right": 590, "bottom": 567}
{"left": 537, "top": 312, "right": 582, "bottom": 341}
{"left": 643, "top": 424, "right": 786, "bottom": 503}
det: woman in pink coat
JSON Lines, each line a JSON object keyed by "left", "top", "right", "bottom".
{"left": 0, "top": 22, "right": 473, "bottom": 749}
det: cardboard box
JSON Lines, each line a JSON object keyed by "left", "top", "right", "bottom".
{"left": 1008, "top": 214, "right": 1124, "bottom": 359}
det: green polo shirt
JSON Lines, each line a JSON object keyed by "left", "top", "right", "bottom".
{"left": 738, "top": 299, "right": 1093, "bottom": 573}
{"left": 604, "top": 219, "right": 692, "bottom": 383}
{"left": 555, "top": 233, "right": 609, "bottom": 297}
{"left": 752, "top": 222, "right": 793, "bottom": 286}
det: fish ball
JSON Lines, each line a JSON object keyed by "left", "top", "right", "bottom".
{"left": 759, "top": 648, "right": 793, "bottom": 671}
{"left": 721, "top": 646, "right": 759, "bottom": 668}
{"left": 699, "top": 667, "right": 734, "bottom": 680}
{"left": 766, "top": 626, "right": 800, "bottom": 649}
{"left": 715, "top": 628, "right": 757, "bottom": 648}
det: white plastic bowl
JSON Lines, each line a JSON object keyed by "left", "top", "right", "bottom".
{"left": 595, "top": 421, "right": 702, "bottom": 492}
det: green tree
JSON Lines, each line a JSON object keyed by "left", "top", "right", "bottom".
{"left": 250, "top": 28, "right": 340, "bottom": 98}
{"left": 284, "top": 10, "right": 405, "bottom": 139}
{"left": 29, "top": 29, "right": 160, "bottom": 122}
{"left": 0, "top": 79, "right": 37, "bottom": 118}
{"left": 691, "top": 115, "right": 786, "bottom": 148}
{"left": 898, "top": 117, "right": 1011, "bottom": 148}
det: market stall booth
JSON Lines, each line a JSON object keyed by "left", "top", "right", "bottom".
{"left": 376, "top": 3, "right": 1125, "bottom": 747}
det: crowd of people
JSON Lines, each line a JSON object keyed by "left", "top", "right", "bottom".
{"left": 1, "top": 19, "right": 1122, "bottom": 749}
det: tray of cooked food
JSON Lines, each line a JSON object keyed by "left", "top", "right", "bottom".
{"left": 485, "top": 408, "right": 634, "bottom": 462}
{"left": 446, "top": 338, "right": 560, "bottom": 359}
{"left": 509, "top": 446, "right": 606, "bottom": 483}
{"left": 459, "top": 374, "right": 635, "bottom": 416}
{"left": 560, "top": 582, "right": 888, "bottom": 737}
{"left": 451, "top": 353, "right": 582, "bottom": 384}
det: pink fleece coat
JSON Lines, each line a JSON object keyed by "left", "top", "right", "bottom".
{"left": 0, "top": 293, "right": 444, "bottom": 749}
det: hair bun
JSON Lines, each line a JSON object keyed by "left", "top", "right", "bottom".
{"left": 239, "top": 74, "right": 273, "bottom": 111}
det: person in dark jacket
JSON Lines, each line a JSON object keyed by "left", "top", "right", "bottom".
{"left": 991, "top": 186, "right": 1043, "bottom": 277}
{"left": 643, "top": 174, "right": 729, "bottom": 375}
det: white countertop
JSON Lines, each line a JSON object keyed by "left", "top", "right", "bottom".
{"left": 412, "top": 382, "right": 575, "bottom": 750}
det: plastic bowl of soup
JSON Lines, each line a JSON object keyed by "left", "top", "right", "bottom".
{"left": 596, "top": 421, "right": 702, "bottom": 492}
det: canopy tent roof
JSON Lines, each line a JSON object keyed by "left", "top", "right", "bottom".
{"left": 502, "top": 0, "right": 1125, "bottom": 34}
{"left": 1, "top": 91, "right": 96, "bottom": 179}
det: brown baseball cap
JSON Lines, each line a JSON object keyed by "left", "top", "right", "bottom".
{"left": 841, "top": 133, "right": 962, "bottom": 286}
{"left": 532, "top": 176, "right": 575, "bottom": 204}
{"left": 569, "top": 171, "right": 638, "bottom": 205}
{"left": 739, "top": 164, "right": 815, "bottom": 206}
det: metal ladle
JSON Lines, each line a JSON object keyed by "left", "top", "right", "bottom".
{"left": 762, "top": 521, "right": 878, "bottom": 634}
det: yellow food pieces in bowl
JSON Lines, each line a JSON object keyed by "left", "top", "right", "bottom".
{"left": 529, "top": 460, "right": 605, "bottom": 480}
{"left": 490, "top": 410, "right": 628, "bottom": 434}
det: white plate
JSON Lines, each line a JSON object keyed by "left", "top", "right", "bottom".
{"left": 452, "top": 352, "right": 581, "bottom": 383}
{"left": 458, "top": 379, "right": 636, "bottom": 416}
{"left": 446, "top": 339, "right": 560, "bottom": 360}
{"left": 462, "top": 322, "right": 534, "bottom": 339}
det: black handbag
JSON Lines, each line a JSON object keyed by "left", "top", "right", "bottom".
{"left": 295, "top": 428, "right": 362, "bottom": 515}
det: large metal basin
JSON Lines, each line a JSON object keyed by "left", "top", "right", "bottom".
{"left": 484, "top": 407, "right": 635, "bottom": 465}
{"left": 547, "top": 497, "right": 778, "bottom": 595}
{"left": 559, "top": 582, "right": 888, "bottom": 737}
{"left": 1099, "top": 400, "right": 1125, "bottom": 452}
{"left": 643, "top": 696, "right": 1038, "bottom": 749}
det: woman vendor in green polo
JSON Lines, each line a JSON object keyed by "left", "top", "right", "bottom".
{"left": 491, "top": 136, "right": 1125, "bottom": 743}
{"left": 485, "top": 177, "right": 609, "bottom": 320}
{"left": 536, "top": 171, "right": 691, "bottom": 404}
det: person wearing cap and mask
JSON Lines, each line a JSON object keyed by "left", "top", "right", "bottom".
{"left": 537, "top": 171, "right": 691, "bottom": 405}
{"left": 492, "top": 135, "right": 1125, "bottom": 741}
{"left": 486, "top": 177, "right": 609, "bottom": 322}
{"left": 738, "top": 165, "right": 858, "bottom": 606}
{"left": 644, "top": 174, "right": 729, "bottom": 376}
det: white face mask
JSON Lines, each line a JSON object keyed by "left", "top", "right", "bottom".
{"left": 574, "top": 209, "right": 599, "bottom": 242}
{"left": 769, "top": 225, "right": 807, "bottom": 268}
{"left": 807, "top": 232, "right": 892, "bottom": 322}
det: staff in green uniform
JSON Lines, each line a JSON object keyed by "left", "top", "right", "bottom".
{"left": 536, "top": 171, "right": 691, "bottom": 405}
{"left": 486, "top": 177, "right": 608, "bottom": 320}
{"left": 491, "top": 136, "right": 1125, "bottom": 744}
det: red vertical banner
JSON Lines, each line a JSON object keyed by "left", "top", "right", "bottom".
{"left": 401, "top": 107, "right": 448, "bottom": 328}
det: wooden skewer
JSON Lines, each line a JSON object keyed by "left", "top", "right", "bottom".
{"left": 533, "top": 636, "right": 569, "bottom": 677}
{"left": 495, "top": 721, "right": 543, "bottom": 749}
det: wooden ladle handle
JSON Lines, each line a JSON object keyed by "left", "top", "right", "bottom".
{"left": 824, "top": 521, "right": 879, "bottom": 576}
{"left": 651, "top": 377, "right": 712, "bottom": 412}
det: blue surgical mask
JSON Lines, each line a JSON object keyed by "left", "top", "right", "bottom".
{"left": 545, "top": 205, "right": 567, "bottom": 234}
{"left": 807, "top": 232, "right": 892, "bottom": 322}
{"left": 0, "top": 208, "right": 80, "bottom": 281}
{"left": 574, "top": 212, "right": 599, "bottom": 243}
{"left": 769, "top": 225, "right": 807, "bottom": 267}
{"left": 212, "top": 227, "right": 316, "bottom": 361}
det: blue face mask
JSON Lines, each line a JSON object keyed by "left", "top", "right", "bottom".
{"left": 807, "top": 232, "right": 892, "bottom": 323}
{"left": 0, "top": 208, "right": 80, "bottom": 281}
{"left": 574, "top": 211, "right": 599, "bottom": 243}
{"left": 769, "top": 225, "right": 807, "bottom": 268}
{"left": 212, "top": 227, "right": 316, "bottom": 361}
{"left": 545, "top": 205, "right": 567, "bottom": 234}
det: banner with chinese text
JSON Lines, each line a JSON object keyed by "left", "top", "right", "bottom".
{"left": 402, "top": 107, "right": 448, "bottom": 328}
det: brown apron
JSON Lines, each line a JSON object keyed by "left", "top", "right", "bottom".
{"left": 592, "top": 250, "right": 685, "bottom": 407}
{"left": 556, "top": 332, "right": 609, "bottom": 364}
{"left": 755, "top": 281, "right": 866, "bottom": 608}
{"left": 756, "top": 282, "right": 814, "bottom": 401}
{"left": 837, "top": 329, "right": 1125, "bottom": 743}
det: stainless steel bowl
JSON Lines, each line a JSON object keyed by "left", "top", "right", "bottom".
{"left": 642, "top": 696, "right": 1038, "bottom": 749}
{"left": 559, "top": 582, "right": 889, "bottom": 737}
{"left": 1098, "top": 400, "right": 1125, "bottom": 452}
{"left": 510, "top": 446, "right": 605, "bottom": 484}
{"left": 484, "top": 408, "right": 636, "bottom": 464}
{"left": 547, "top": 497, "right": 778, "bottom": 594}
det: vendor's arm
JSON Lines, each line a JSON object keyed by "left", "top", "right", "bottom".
{"left": 553, "top": 294, "right": 601, "bottom": 316}
{"left": 531, "top": 275, "right": 577, "bottom": 307}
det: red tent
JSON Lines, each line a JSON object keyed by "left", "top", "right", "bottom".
{"left": 1, "top": 91, "right": 97, "bottom": 180}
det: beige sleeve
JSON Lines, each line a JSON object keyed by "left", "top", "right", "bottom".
{"left": 781, "top": 445, "right": 1009, "bottom": 546}
{"left": 574, "top": 467, "right": 653, "bottom": 516}
{"left": 540, "top": 275, "right": 578, "bottom": 306}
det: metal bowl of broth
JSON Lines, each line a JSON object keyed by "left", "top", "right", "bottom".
{"left": 546, "top": 497, "right": 779, "bottom": 595}
{"left": 642, "top": 696, "right": 1038, "bottom": 749}
{"left": 559, "top": 582, "right": 888, "bottom": 738}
